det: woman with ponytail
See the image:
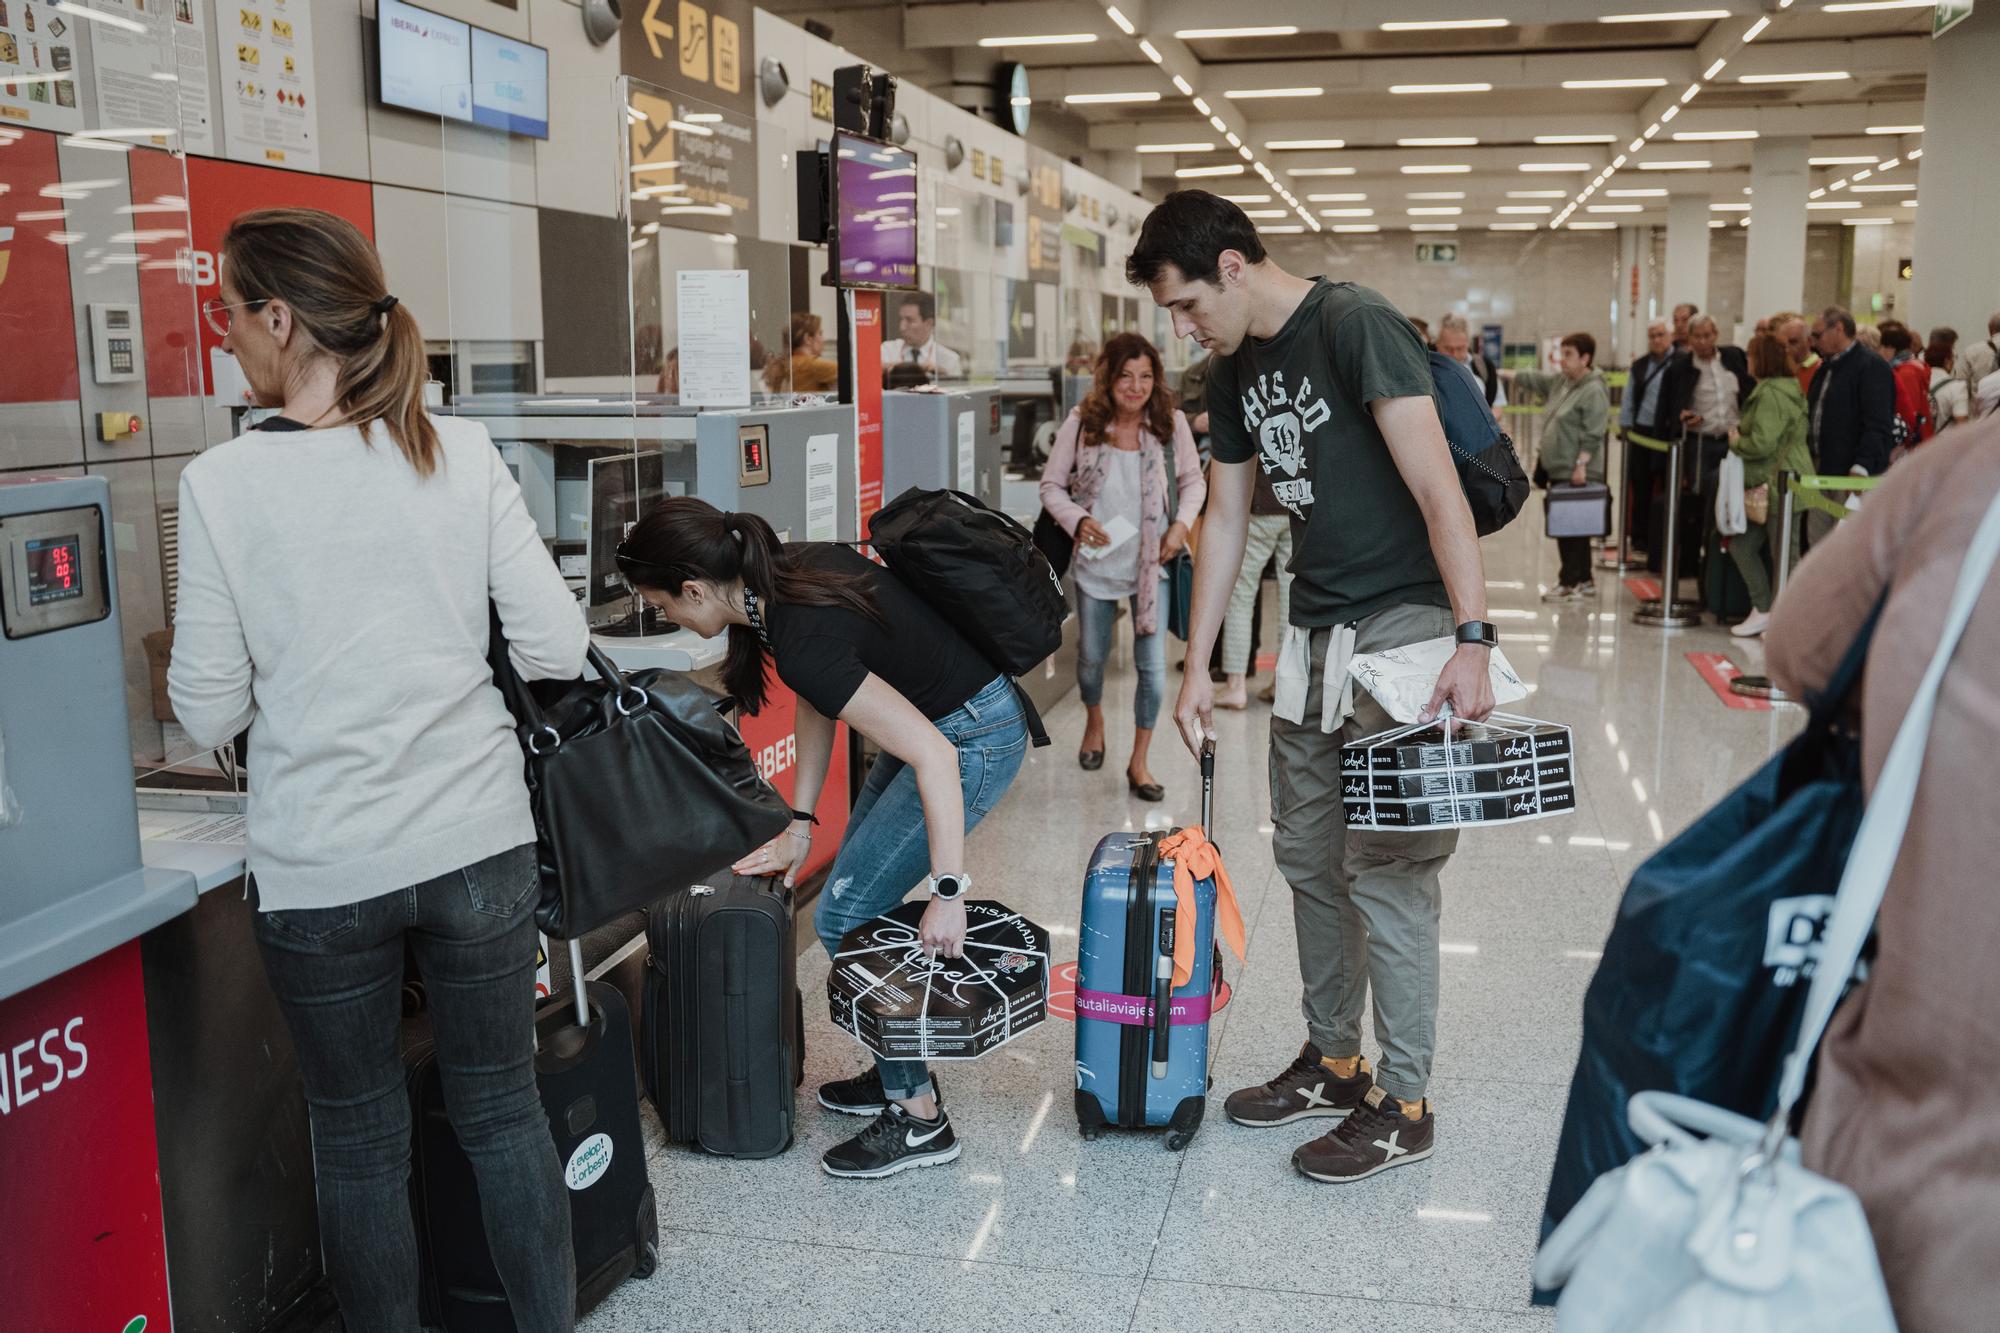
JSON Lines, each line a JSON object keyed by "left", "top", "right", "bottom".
{"left": 168, "top": 208, "right": 587, "bottom": 1328}
{"left": 618, "top": 497, "right": 1030, "bottom": 1179}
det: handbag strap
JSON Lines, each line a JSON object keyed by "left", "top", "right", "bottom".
{"left": 1777, "top": 483, "right": 2000, "bottom": 1115}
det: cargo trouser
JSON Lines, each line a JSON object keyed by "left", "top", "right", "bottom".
{"left": 1268, "top": 602, "right": 1458, "bottom": 1104}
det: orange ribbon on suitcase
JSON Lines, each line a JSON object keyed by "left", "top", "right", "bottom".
{"left": 1155, "top": 827, "right": 1247, "bottom": 990}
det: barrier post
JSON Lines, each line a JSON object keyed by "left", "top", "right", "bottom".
{"left": 1597, "top": 429, "right": 1634, "bottom": 572}
{"left": 1731, "top": 469, "right": 1798, "bottom": 703}
{"left": 1633, "top": 430, "right": 1703, "bottom": 628}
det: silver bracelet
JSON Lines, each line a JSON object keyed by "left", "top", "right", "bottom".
{"left": 784, "top": 829, "right": 813, "bottom": 843}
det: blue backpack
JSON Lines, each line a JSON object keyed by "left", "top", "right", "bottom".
{"left": 1430, "top": 350, "right": 1529, "bottom": 535}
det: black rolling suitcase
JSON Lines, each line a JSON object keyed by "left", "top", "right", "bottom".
{"left": 407, "top": 940, "right": 658, "bottom": 1331}
{"left": 643, "top": 875, "right": 805, "bottom": 1159}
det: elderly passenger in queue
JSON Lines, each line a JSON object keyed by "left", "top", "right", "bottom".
{"left": 1509, "top": 333, "right": 1610, "bottom": 603}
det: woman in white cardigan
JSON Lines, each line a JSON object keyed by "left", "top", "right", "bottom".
{"left": 168, "top": 209, "right": 587, "bottom": 1332}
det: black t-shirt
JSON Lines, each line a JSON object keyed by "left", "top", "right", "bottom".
{"left": 1207, "top": 279, "right": 1452, "bottom": 627}
{"left": 763, "top": 543, "right": 996, "bottom": 721}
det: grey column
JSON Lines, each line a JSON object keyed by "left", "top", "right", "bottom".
{"left": 1743, "top": 137, "right": 1810, "bottom": 327}
{"left": 1909, "top": 5, "right": 2000, "bottom": 342}
{"left": 1663, "top": 194, "right": 1711, "bottom": 318}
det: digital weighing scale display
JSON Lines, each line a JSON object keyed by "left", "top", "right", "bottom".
{"left": 26, "top": 534, "right": 84, "bottom": 606}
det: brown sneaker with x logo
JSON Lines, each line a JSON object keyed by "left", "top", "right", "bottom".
{"left": 1293, "top": 1085, "right": 1435, "bottom": 1183}
{"left": 1223, "top": 1042, "right": 1374, "bottom": 1127}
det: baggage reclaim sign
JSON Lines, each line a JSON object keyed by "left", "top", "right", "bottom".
{"left": 622, "top": 0, "right": 754, "bottom": 117}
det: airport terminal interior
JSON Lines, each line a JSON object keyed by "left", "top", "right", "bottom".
{"left": 3, "top": 0, "right": 1996, "bottom": 1329}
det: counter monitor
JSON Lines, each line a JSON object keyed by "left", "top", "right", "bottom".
{"left": 26, "top": 534, "right": 83, "bottom": 606}
{"left": 831, "top": 130, "right": 919, "bottom": 291}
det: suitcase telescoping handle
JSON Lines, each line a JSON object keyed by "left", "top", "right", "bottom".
{"left": 1200, "top": 736, "right": 1216, "bottom": 842}
{"left": 1151, "top": 908, "right": 1176, "bottom": 1077}
{"left": 568, "top": 937, "right": 588, "bottom": 1028}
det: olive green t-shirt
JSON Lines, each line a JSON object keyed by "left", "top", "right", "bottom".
{"left": 1207, "top": 279, "right": 1451, "bottom": 627}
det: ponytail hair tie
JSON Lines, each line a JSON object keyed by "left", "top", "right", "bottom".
{"left": 371, "top": 294, "right": 400, "bottom": 317}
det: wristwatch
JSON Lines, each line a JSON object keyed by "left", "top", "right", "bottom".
{"left": 1455, "top": 620, "right": 1498, "bottom": 649}
{"left": 927, "top": 872, "right": 969, "bottom": 901}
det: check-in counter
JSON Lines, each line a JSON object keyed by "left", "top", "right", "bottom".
{"left": 882, "top": 386, "right": 1003, "bottom": 509}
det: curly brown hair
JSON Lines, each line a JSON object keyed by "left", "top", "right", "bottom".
{"left": 1078, "top": 332, "right": 1178, "bottom": 448}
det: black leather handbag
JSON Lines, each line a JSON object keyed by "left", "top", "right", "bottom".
{"left": 489, "top": 614, "right": 791, "bottom": 940}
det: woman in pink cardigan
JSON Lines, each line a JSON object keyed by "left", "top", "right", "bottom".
{"left": 1038, "top": 332, "right": 1206, "bottom": 800}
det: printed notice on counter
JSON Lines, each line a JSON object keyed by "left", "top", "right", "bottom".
{"left": 676, "top": 268, "right": 751, "bottom": 407}
{"left": 221, "top": 0, "right": 319, "bottom": 170}
{"left": 806, "top": 433, "right": 839, "bottom": 541}
{"left": 956, "top": 411, "right": 975, "bottom": 490}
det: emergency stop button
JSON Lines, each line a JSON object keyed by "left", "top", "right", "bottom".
{"left": 97, "top": 411, "right": 144, "bottom": 441}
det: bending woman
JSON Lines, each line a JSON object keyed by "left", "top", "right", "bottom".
{"left": 618, "top": 499, "right": 1028, "bottom": 1179}
{"left": 1038, "top": 332, "right": 1205, "bottom": 800}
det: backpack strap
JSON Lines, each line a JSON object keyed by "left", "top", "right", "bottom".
{"left": 1011, "top": 679, "right": 1051, "bottom": 748}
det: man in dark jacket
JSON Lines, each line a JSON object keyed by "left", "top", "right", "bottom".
{"left": 1805, "top": 305, "right": 1896, "bottom": 546}
{"left": 1656, "top": 315, "right": 1753, "bottom": 595}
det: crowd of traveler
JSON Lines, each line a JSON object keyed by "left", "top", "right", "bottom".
{"left": 158, "top": 194, "right": 1991, "bottom": 1332}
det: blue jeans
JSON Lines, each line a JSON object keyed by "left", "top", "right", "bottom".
{"left": 813, "top": 675, "right": 1030, "bottom": 1102}
{"left": 253, "top": 845, "right": 575, "bottom": 1333}
{"left": 1075, "top": 581, "right": 1168, "bottom": 731}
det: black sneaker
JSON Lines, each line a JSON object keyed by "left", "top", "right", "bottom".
{"left": 1292, "top": 1085, "right": 1435, "bottom": 1183}
{"left": 1223, "top": 1042, "right": 1374, "bottom": 1127}
{"left": 821, "top": 1102, "right": 961, "bottom": 1179}
{"left": 818, "top": 1065, "right": 888, "bottom": 1116}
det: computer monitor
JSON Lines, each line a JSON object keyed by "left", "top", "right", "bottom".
{"left": 585, "top": 450, "right": 668, "bottom": 611}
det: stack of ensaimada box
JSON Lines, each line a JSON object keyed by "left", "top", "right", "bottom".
{"left": 1339, "top": 712, "right": 1576, "bottom": 830}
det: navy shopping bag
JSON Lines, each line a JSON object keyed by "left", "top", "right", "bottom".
{"left": 1533, "top": 600, "right": 1882, "bottom": 1303}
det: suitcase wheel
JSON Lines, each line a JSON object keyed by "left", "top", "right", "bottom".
{"left": 1165, "top": 1129, "right": 1194, "bottom": 1152}
{"left": 1164, "top": 1094, "right": 1206, "bottom": 1153}
{"left": 1074, "top": 1089, "right": 1110, "bottom": 1141}
{"left": 634, "top": 1240, "right": 659, "bottom": 1279}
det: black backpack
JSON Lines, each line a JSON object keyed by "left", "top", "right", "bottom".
{"left": 863, "top": 487, "right": 1066, "bottom": 746}
{"left": 1430, "top": 350, "right": 1531, "bottom": 535}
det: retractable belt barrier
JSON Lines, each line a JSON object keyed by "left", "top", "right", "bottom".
{"left": 1730, "top": 471, "right": 1885, "bottom": 702}
{"left": 1632, "top": 428, "right": 1704, "bottom": 630}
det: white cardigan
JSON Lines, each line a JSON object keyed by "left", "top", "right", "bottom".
{"left": 168, "top": 415, "right": 587, "bottom": 911}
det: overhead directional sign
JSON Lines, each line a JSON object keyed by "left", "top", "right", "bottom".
{"left": 622, "top": 0, "right": 754, "bottom": 116}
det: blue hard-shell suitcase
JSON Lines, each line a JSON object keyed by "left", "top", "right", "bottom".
{"left": 1075, "top": 742, "right": 1220, "bottom": 1151}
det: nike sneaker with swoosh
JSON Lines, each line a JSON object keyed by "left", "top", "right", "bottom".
{"left": 1292, "top": 1085, "right": 1435, "bottom": 1183}
{"left": 1223, "top": 1042, "right": 1374, "bottom": 1127}
{"left": 821, "top": 1101, "right": 961, "bottom": 1179}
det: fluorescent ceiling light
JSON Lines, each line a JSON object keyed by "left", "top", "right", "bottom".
{"left": 1638, "top": 159, "right": 1711, "bottom": 170}
{"left": 1308, "top": 192, "right": 1367, "bottom": 201}
{"left": 1401, "top": 164, "right": 1472, "bottom": 174}
{"left": 1410, "top": 223, "right": 1459, "bottom": 231}
{"left": 1850, "top": 183, "right": 1916, "bottom": 192}
{"left": 1177, "top": 163, "right": 1247, "bottom": 177}
{"left": 1831, "top": 178, "right": 1849, "bottom": 189}
{"left": 1681, "top": 83, "right": 1703, "bottom": 102}
{"left": 1225, "top": 87, "right": 1324, "bottom": 99}
{"left": 1332, "top": 224, "right": 1380, "bottom": 233}
{"left": 1520, "top": 162, "right": 1592, "bottom": 172}
{"left": 1587, "top": 204, "right": 1644, "bottom": 213}
{"left": 1490, "top": 222, "right": 1539, "bottom": 230}
{"left": 1262, "top": 224, "right": 1306, "bottom": 233}
{"left": 1561, "top": 78, "right": 1668, "bottom": 89}
{"left": 1879, "top": 157, "right": 1901, "bottom": 169}
{"left": 1908, "top": 147, "right": 1923, "bottom": 159}
{"left": 1842, "top": 217, "right": 1894, "bottom": 226}
{"left": 1399, "top": 137, "right": 1479, "bottom": 147}
{"left": 1225, "top": 132, "right": 1243, "bottom": 147}
{"left": 1600, "top": 9, "right": 1730, "bottom": 21}
{"left": 1172, "top": 75, "right": 1194, "bottom": 95}
{"left": 1568, "top": 221, "right": 1619, "bottom": 229}
{"left": 1901, "top": 198, "right": 1917, "bottom": 206}
{"left": 1242, "top": 209, "right": 1289, "bottom": 218}
{"left": 1106, "top": 6, "right": 1136, "bottom": 35}
{"left": 1810, "top": 187, "right": 1827, "bottom": 198}
{"left": 1176, "top": 25, "right": 1300, "bottom": 38}
{"left": 1407, "top": 206, "right": 1463, "bottom": 215}
{"left": 1288, "top": 167, "right": 1357, "bottom": 176}
{"left": 1389, "top": 83, "right": 1493, "bottom": 94}
{"left": 1139, "top": 39, "right": 1163, "bottom": 62}
{"left": 1265, "top": 138, "right": 1344, "bottom": 150}
{"left": 1810, "top": 155, "right": 1878, "bottom": 165}
{"left": 1866, "top": 124, "right": 1922, "bottom": 135}
{"left": 1407, "top": 191, "right": 1466, "bottom": 200}
{"left": 1064, "top": 91, "right": 1161, "bottom": 104}
{"left": 1704, "top": 58, "right": 1728, "bottom": 79}
{"left": 1220, "top": 193, "right": 1272, "bottom": 202}
{"left": 1853, "top": 168, "right": 1874, "bottom": 180}
{"left": 978, "top": 33, "right": 1097, "bottom": 46}
{"left": 1320, "top": 207, "right": 1376, "bottom": 217}
{"left": 1710, "top": 202, "right": 1752, "bottom": 210}
{"left": 1674, "top": 129, "right": 1757, "bottom": 140}
{"left": 1536, "top": 135, "right": 1617, "bottom": 144}
{"left": 1381, "top": 18, "right": 1509, "bottom": 30}
{"left": 1606, "top": 188, "right": 1667, "bottom": 197}
{"left": 1210, "top": 115, "right": 1229, "bottom": 131}
{"left": 1137, "top": 142, "right": 1216, "bottom": 153}
{"left": 1498, "top": 205, "right": 1554, "bottom": 214}
{"left": 1738, "top": 71, "right": 1849, "bottom": 84}
{"left": 1192, "top": 96, "right": 1213, "bottom": 114}
{"left": 1743, "top": 16, "right": 1771, "bottom": 40}
{"left": 1809, "top": 200, "right": 1862, "bottom": 209}
{"left": 1709, "top": 219, "right": 1727, "bottom": 228}
{"left": 1508, "top": 190, "right": 1568, "bottom": 198}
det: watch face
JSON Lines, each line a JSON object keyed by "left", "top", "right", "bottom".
{"left": 934, "top": 874, "right": 966, "bottom": 898}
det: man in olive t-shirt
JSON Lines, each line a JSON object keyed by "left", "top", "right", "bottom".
{"left": 1128, "top": 190, "right": 1498, "bottom": 1186}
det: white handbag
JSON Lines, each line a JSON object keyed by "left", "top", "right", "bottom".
{"left": 1533, "top": 482, "right": 2000, "bottom": 1332}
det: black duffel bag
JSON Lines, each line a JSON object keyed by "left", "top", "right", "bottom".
{"left": 489, "top": 613, "right": 790, "bottom": 940}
